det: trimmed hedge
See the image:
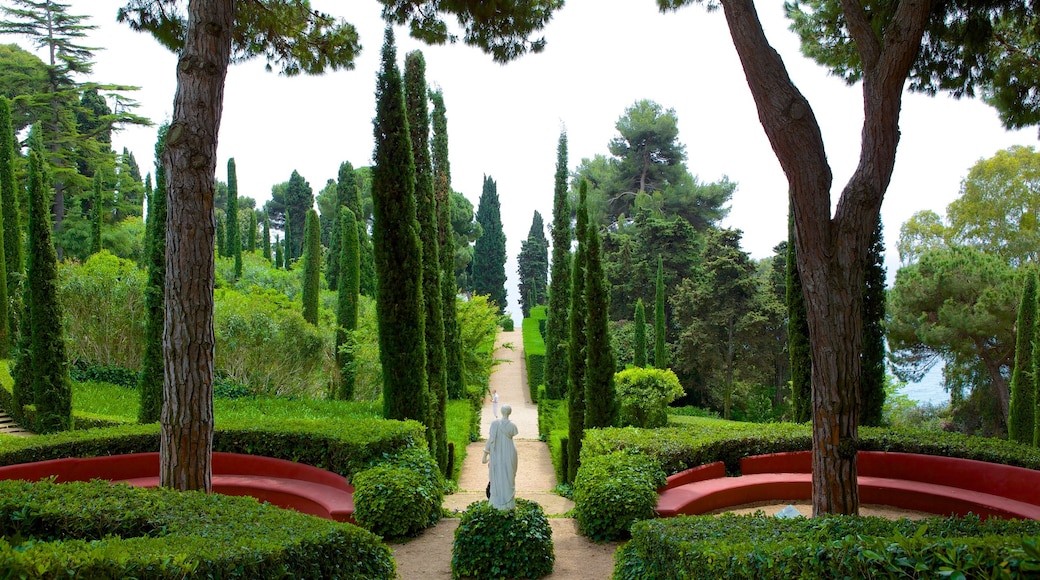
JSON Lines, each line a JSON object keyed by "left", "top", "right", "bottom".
{"left": 615, "top": 514, "right": 1040, "bottom": 579}
{"left": 522, "top": 309, "right": 546, "bottom": 403}
{"left": 451, "top": 499, "right": 554, "bottom": 579}
{"left": 536, "top": 395, "right": 568, "bottom": 482}
{"left": 573, "top": 451, "right": 664, "bottom": 542}
{"left": 353, "top": 447, "right": 444, "bottom": 540}
{"left": 0, "top": 479, "right": 395, "bottom": 579}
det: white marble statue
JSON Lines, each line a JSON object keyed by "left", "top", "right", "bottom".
{"left": 482, "top": 404, "right": 518, "bottom": 510}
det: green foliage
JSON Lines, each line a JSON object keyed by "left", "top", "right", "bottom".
{"left": 226, "top": 158, "right": 242, "bottom": 278}
{"left": 353, "top": 462, "right": 443, "bottom": 540}
{"left": 0, "top": 97, "right": 21, "bottom": 312}
{"left": 472, "top": 175, "right": 507, "bottom": 313}
{"left": 567, "top": 180, "right": 590, "bottom": 484}
{"left": 573, "top": 451, "right": 664, "bottom": 541}
{"left": 70, "top": 361, "right": 138, "bottom": 388}
{"left": 617, "top": 513, "right": 1040, "bottom": 580}
{"left": 583, "top": 199, "right": 618, "bottom": 430}
{"left": 616, "top": 367, "right": 684, "bottom": 428}
{"left": 372, "top": 27, "right": 428, "bottom": 427}
{"left": 457, "top": 294, "right": 500, "bottom": 393}
{"left": 0, "top": 479, "right": 396, "bottom": 579}
{"left": 1010, "top": 269, "right": 1037, "bottom": 443}
{"left": 337, "top": 207, "right": 361, "bottom": 401}
{"left": 861, "top": 216, "right": 887, "bottom": 426}
{"left": 543, "top": 131, "right": 571, "bottom": 401}
{"left": 522, "top": 314, "right": 546, "bottom": 402}
{"left": 139, "top": 125, "right": 166, "bottom": 423}
{"left": 518, "top": 210, "right": 549, "bottom": 317}
{"left": 654, "top": 255, "right": 667, "bottom": 369}
{"left": 451, "top": 499, "right": 554, "bottom": 579}
{"left": 632, "top": 299, "right": 647, "bottom": 367}
{"left": 301, "top": 208, "right": 322, "bottom": 325}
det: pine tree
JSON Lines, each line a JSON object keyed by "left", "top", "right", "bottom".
{"left": 583, "top": 195, "right": 617, "bottom": 429}
{"left": 139, "top": 124, "right": 167, "bottom": 424}
{"left": 633, "top": 298, "right": 647, "bottom": 368}
{"left": 262, "top": 215, "right": 271, "bottom": 261}
{"left": 1010, "top": 270, "right": 1037, "bottom": 443}
{"left": 337, "top": 207, "right": 360, "bottom": 401}
{"left": 517, "top": 210, "right": 549, "bottom": 318}
{"left": 90, "top": 171, "right": 102, "bottom": 255}
{"left": 566, "top": 180, "right": 590, "bottom": 484}
{"left": 372, "top": 27, "right": 429, "bottom": 426}
{"left": 0, "top": 97, "right": 21, "bottom": 331}
{"left": 431, "top": 89, "right": 464, "bottom": 400}
{"left": 472, "top": 175, "right": 507, "bottom": 313}
{"left": 860, "top": 216, "right": 887, "bottom": 427}
{"left": 24, "top": 149, "right": 71, "bottom": 432}
{"left": 283, "top": 207, "right": 293, "bottom": 267}
{"left": 247, "top": 210, "right": 257, "bottom": 253}
{"left": 406, "top": 49, "right": 448, "bottom": 472}
{"left": 302, "top": 208, "right": 321, "bottom": 325}
{"left": 544, "top": 131, "right": 571, "bottom": 400}
{"left": 226, "top": 158, "right": 242, "bottom": 278}
{"left": 654, "top": 255, "right": 667, "bottom": 369}
{"left": 787, "top": 205, "right": 812, "bottom": 423}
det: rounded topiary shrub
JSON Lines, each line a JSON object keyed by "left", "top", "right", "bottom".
{"left": 0, "top": 479, "right": 395, "bottom": 579}
{"left": 573, "top": 451, "right": 665, "bottom": 542}
{"left": 451, "top": 499, "right": 554, "bottom": 580}
{"left": 615, "top": 367, "right": 684, "bottom": 428}
{"left": 353, "top": 464, "right": 442, "bottom": 540}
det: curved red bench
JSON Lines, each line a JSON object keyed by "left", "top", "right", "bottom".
{"left": 657, "top": 451, "right": 1040, "bottom": 520}
{"left": 0, "top": 452, "right": 354, "bottom": 523}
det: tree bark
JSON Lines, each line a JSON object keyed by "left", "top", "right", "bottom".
{"left": 160, "top": 0, "right": 233, "bottom": 492}
{"left": 719, "top": 0, "right": 933, "bottom": 515}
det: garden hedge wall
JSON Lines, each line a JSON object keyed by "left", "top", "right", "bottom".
{"left": 521, "top": 308, "right": 546, "bottom": 403}
{"left": 0, "top": 479, "right": 395, "bottom": 579}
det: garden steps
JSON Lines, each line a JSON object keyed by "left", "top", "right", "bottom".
{"left": 0, "top": 411, "right": 31, "bottom": 437}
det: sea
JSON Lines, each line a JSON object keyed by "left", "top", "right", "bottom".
{"left": 901, "top": 365, "right": 947, "bottom": 406}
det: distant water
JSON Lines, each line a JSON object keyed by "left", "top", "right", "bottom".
{"left": 901, "top": 365, "right": 947, "bottom": 406}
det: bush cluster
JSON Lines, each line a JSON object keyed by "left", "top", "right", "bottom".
{"left": 573, "top": 451, "right": 664, "bottom": 541}
{"left": 0, "top": 479, "right": 395, "bottom": 579}
{"left": 615, "top": 367, "right": 684, "bottom": 428}
{"left": 354, "top": 447, "right": 444, "bottom": 540}
{"left": 522, "top": 314, "right": 545, "bottom": 403}
{"left": 536, "top": 394, "right": 568, "bottom": 482}
{"left": 451, "top": 499, "right": 554, "bottom": 579}
{"left": 615, "top": 514, "right": 1040, "bottom": 579}
{"left": 69, "top": 360, "right": 139, "bottom": 388}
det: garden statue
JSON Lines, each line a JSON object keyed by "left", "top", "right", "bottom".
{"left": 482, "top": 404, "right": 518, "bottom": 510}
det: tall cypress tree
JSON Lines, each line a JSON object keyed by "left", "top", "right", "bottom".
{"left": 139, "top": 124, "right": 168, "bottom": 424}
{"left": 860, "top": 216, "right": 887, "bottom": 427}
{"left": 518, "top": 211, "right": 549, "bottom": 318}
{"left": 787, "top": 204, "right": 812, "bottom": 423}
{"left": 24, "top": 149, "right": 71, "bottom": 433}
{"left": 1034, "top": 277, "right": 1040, "bottom": 447}
{"left": 274, "top": 235, "right": 283, "bottom": 269}
{"left": 90, "top": 171, "right": 102, "bottom": 255}
{"left": 1010, "top": 270, "right": 1037, "bottom": 443}
{"left": 566, "top": 180, "right": 590, "bottom": 484}
{"left": 0, "top": 97, "right": 21, "bottom": 306}
{"left": 406, "top": 49, "right": 448, "bottom": 472}
{"left": 283, "top": 207, "right": 293, "bottom": 267}
{"left": 302, "top": 208, "right": 321, "bottom": 325}
{"left": 262, "top": 215, "right": 271, "bottom": 261}
{"left": 337, "top": 207, "right": 360, "bottom": 401}
{"left": 543, "top": 131, "right": 571, "bottom": 400}
{"left": 0, "top": 103, "right": 10, "bottom": 356}
{"left": 654, "top": 255, "right": 667, "bottom": 369}
{"left": 431, "top": 89, "right": 464, "bottom": 400}
{"left": 472, "top": 175, "right": 507, "bottom": 313}
{"left": 327, "top": 162, "right": 354, "bottom": 290}
{"left": 633, "top": 298, "right": 647, "bottom": 368}
{"left": 247, "top": 210, "right": 257, "bottom": 253}
{"left": 372, "top": 27, "right": 429, "bottom": 426}
{"left": 226, "top": 158, "right": 242, "bottom": 278}
{"left": 584, "top": 196, "right": 617, "bottom": 429}
{"left": 215, "top": 216, "right": 226, "bottom": 258}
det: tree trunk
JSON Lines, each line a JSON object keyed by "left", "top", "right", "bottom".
{"left": 719, "top": 0, "right": 932, "bottom": 514}
{"left": 160, "top": 0, "right": 233, "bottom": 492}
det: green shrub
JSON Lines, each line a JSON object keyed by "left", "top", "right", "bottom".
{"left": 353, "top": 463, "right": 442, "bottom": 540}
{"left": 615, "top": 367, "right": 684, "bottom": 428}
{"left": 522, "top": 315, "right": 546, "bottom": 402}
{"left": 615, "top": 514, "right": 1040, "bottom": 579}
{"left": 451, "top": 499, "right": 554, "bottom": 579}
{"left": 0, "top": 479, "right": 395, "bottom": 579}
{"left": 499, "top": 314, "right": 515, "bottom": 331}
{"left": 573, "top": 451, "right": 664, "bottom": 541}
{"left": 70, "top": 361, "right": 139, "bottom": 388}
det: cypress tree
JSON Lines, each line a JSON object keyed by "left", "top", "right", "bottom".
{"left": 654, "top": 255, "right": 667, "bottom": 369}
{"left": 787, "top": 205, "right": 812, "bottom": 423}
{"left": 0, "top": 97, "right": 22, "bottom": 303}
{"left": 431, "top": 89, "right": 464, "bottom": 400}
{"left": 543, "top": 131, "right": 571, "bottom": 400}
{"left": 25, "top": 150, "right": 72, "bottom": 433}
{"left": 247, "top": 210, "right": 257, "bottom": 253}
{"left": 472, "top": 175, "right": 507, "bottom": 313}
{"left": 337, "top": 207, "right": 360, "bottom": 401}
{"left": 518, "top": 211, "right": 549, "bottom": 318}
{"left": 327, "top": 162, "right": 353, "bottom": 290}
{"left": 90, "top": 171, "right": 102, "bottom": 255}
{"left": 0, "top": 105, "right": 9, "bottom": 356}
{"left": 566, "top": 180, "right": 590, "bottom": 484}
{"left": 284, "top": 207, "right": 293, "bottom": 267}
{"left": 226, "top": 159, "right": 242, "bottom": 278}
{"left": 301, "top": 208, "right": 321, "bottom": 325}
{"left": 861, "top": 216, "right": 887, "bottom": 427}
{"left": 1009, "top": 269, "right": 1037, "bottom": 443}
{"left": 1034, "top": 276, "right": 1040, "bottom": 447}
{"left": 372, "top": 27, "right": 429, "bottom": 426}
{"left": 215, "top": 216, "right": 226, "bottom": 258}
{"left": 406, "top": 49, "right": 448, "bottom": 472}
{"left": 274, "top": 235, "right": 283, "bottom": 269}
{"left": 633, "top": 298, "right": 647, "bottom": 368}
{"left": 584, "top": 196, "right": 617, "bottom": 429}
{"left": 262, "top": 214, "right": 271, "bottom": 260}
{"left": 139, "top": 124, "right": 167, "bottom": 424}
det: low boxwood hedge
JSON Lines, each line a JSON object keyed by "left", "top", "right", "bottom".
{"left": 451, "top": 499, "right": 554, "bottom": 579}
{"left": 522, "top": 315, "right": 546, "bottom": 403}
{"left": 0, "top": 479, "right": 395, "bottom": 579}
{"left": 353, "top": 447, "right": 444, "bottom": 540}
{"left": 615, "top": 514, "right": 1040, "bottom": 579}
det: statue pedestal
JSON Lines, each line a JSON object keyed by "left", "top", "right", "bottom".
{"left": 451, "top": 498, "right": 554, "bottom": 579}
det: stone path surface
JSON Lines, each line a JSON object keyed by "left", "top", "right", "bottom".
{"left": 0, "top": 411, "right": 31, "bottom": 437}
{"left": 392, "top": 329, "right": 618, "bottom": 579}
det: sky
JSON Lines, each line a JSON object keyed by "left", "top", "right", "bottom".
{"left": 9, "top": 0, "right": 1038, "bottom": 329}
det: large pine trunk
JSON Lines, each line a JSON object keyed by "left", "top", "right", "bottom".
{"left": 160, "top": 0, "right": 233, "bottom": 492}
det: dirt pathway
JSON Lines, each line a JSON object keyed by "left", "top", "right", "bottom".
{"left": 392, "top": 329, "right": 619, "bottom": 579}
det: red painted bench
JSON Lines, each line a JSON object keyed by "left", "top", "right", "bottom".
{"left": 657, "top": 451, "right": 1040, "bottom": 520}
{"left": 0, "top": 452, "right": 355, "bottom": 523}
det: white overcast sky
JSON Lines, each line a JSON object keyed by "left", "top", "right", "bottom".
{"left": 10, "top": 1, "right": 1038, "bottom": 321}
